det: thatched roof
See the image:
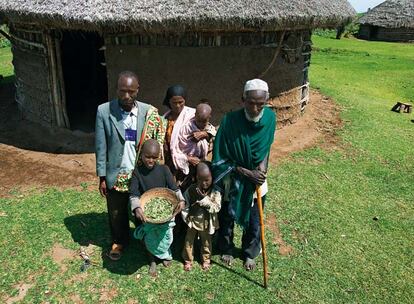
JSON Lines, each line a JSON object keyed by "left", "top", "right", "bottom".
{"left": 0, "top": 0, "right": 356, "bottom": 33}
{"left": 359, "top": 0, "right": 414, "bottom": 28}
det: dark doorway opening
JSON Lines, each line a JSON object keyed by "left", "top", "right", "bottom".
{"left": 370, "top": 26, "right": 379, "bottom": 40}
{"left": 61, "top": 31, "right": 108, "bottom": 132}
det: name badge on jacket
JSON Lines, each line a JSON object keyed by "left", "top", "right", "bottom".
{"left": 125, "top": 128, "right": 137, "bottom": 142}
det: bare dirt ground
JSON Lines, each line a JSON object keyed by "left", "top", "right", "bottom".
{"left": 266, "top": 213, "right": 294, "bottom": 256}
{"left": 5, "top": 283, "right": 34, "bottom": 304}
{"left": 270, "top": 90, "right": 342, "bottom": 164}
{"left": 50, "top": 243, "right": 76, "bottom": 272}
{"left": 0, "top": 84, "right": 341, "bottom": 197}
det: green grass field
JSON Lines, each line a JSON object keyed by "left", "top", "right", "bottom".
{"left": 0, "top": 46, "right": 13, "bottom": 78}
{"left": 0, "top": 37, "right": 413, "bottom": 303}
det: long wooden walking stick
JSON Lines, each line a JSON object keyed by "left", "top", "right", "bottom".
{"left": 256, "top": 186, "right": 268, "bottom": 288}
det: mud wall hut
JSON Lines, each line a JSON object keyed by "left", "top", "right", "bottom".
{"left": 358, "top": 0, "right": 414, "bottom": 42}
{"left": 0, "top": 0, "right": 355, "bottom": 131}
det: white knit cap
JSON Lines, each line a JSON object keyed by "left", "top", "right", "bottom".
{"left": 244, "top": 79, "right": 269, "bottom": 93}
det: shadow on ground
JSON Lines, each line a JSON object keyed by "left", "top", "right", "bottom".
{"left": 64, "top": 212, "right": 148, "bottom": 275}
{"left": 63, "top": 212, "right": 256, "bottom": 282}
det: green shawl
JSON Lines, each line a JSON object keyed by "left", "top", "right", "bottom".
{"left": 212, "top": 107, "right": 276, "bottom": 229}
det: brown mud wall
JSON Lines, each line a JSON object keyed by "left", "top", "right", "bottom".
{"left": 105, "top": 31, "right": 310, "bottom": 124}
{"left": 359, "top": 25, "right": 414, "bottom": 42}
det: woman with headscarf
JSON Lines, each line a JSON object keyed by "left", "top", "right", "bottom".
{"left": 162, "top": 85, "right": 196, "bottom": 188}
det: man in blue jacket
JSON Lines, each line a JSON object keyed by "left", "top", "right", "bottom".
{"left": 95, "top": 71, "right": 164, "bottom": 260}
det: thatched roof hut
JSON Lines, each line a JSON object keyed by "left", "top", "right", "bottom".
{"left": 0, "top": 0, "right": 356, "bottom": 131}
{"left": 358, "top": 0, "right": 414, "bottom": 42}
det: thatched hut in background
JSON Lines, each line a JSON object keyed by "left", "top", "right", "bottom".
{"left": 0, "top": 0, "right": 355, "bottom": 131}
{"left": 359, "top": 0, "right": 414, "bottom": 42}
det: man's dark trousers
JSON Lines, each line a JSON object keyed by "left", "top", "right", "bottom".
{"left": 217, "top": 196, "right": 266, "bottom": 259}
{"left": 106, "top": 189, "right": 130, "bottom": 247}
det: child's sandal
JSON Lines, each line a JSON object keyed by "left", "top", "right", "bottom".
{"left": 184, "top": 262, "right": 192, "bottom": 271}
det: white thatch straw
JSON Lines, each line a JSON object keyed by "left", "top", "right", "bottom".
{"left": 359, "top": 0, "right": 414, "bottom": 29}
{"left": 0, "top": 0, "right": 356, "bottom": 32}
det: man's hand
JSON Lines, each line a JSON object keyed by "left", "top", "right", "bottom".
{"left": 191, "top": 131, "right": 208, "bottom": 142}
{"left": 236, "top": 167, "right": 266, "bottom": 186}
{"left": 99, "top": 177, "right": 107, "bottom": 197}
{"left": 134, "top": 207, "right": 146, "bottom": 223}
{"left": 257, "top": 155, "right": 268, "bottom": 175}
{"left": 187, "top": 155, "right": 201, "bottom": 166}
{"left": 173, "top": 201, "right": 185, "bottom": 217}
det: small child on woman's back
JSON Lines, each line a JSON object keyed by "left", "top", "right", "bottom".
{"left": 181, "top": 161, "right": 221, "bottom": 271}
{"left": 173, "top": 102, "right": 216, "bottom": 190}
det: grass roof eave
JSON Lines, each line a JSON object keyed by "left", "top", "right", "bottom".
{"left": 359, "top": 0, "right": 414, "bottom": 29}
{"left": 3, "top": 14, "right": 356, "bottom": 34}
{"left": 0, "top": 0, "right": 356, "bottom": 33}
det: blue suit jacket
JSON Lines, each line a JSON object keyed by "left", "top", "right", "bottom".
{"left": 95, "top": 99, "right": 151, "bottom": 189}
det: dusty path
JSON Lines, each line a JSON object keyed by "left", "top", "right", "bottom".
{"left": 0, "top": 89, "right": 341, "bottom": 196}
{"left": 270, "top": 90, "right": 342, "bottom": 163}
{"left": 0, "top": 143, "right": 96, "bottom": 194}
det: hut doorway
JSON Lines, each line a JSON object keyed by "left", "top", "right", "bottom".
{"left": 60, "top": 31, "right": 108, "bottom": 132}
{"left": 369, "top": 26, "right": 379, "bottom": 40}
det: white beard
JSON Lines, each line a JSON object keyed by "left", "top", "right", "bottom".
{"left": 244, "top": 108, "right": 264, "bottom": 123}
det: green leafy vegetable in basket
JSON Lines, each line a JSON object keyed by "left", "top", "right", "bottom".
{"left": 144, "top": 197, "right": 174, "bottom": 221}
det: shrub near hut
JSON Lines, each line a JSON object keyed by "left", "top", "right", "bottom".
{"left": 0, "top": 25, "right": 10, "bottom": 48}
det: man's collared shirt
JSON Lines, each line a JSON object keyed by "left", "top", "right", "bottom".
{"left": 119, "top": 102, "right": 138, "bottom": 172}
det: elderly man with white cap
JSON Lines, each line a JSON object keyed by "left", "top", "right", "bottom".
{"left": 212, "top": 79, "right": 276, "bottom": 271}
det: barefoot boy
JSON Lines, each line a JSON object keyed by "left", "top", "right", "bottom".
{"left": 181, "top": 162, "right": 221, "bottom": 271}
{"left": 130, "top": 139, "right": 185, "bottom": 276}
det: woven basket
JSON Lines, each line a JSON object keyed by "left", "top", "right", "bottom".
{"left": 140, "top": 187, "right": 179, "bottom": 224}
